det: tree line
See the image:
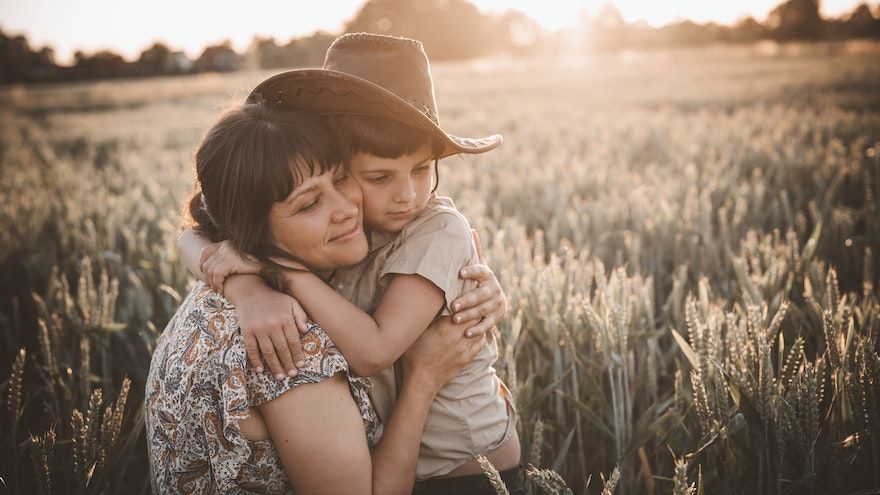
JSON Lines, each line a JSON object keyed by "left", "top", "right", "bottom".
{"left": 2, "top": 0, "right": 879, "bottom": 85}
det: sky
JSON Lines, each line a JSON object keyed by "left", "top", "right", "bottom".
{"left": 0, "top": 0, "right": 869, "bottom": 64}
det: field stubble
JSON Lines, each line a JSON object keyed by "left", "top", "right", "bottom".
{"left": 1, "top": 43, "right": 879, "bottom": 494}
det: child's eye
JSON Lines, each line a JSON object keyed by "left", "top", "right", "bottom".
{"left": 413, "top": 165, "right": 430, "bottom": 175}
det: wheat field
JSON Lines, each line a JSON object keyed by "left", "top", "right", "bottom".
{"left": 1, "top": 41, "right": 879, "bottom": 494}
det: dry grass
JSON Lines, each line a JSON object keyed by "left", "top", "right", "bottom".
{"left": 1, "top": 42, "right": 878, "bottom": 493}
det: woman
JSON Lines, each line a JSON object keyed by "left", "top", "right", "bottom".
{"left": 145, "top": 103, "right": 497, "bottom": 494}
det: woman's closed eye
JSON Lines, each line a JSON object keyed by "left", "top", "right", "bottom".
{"left": 298, "top": 196, "right": 320, "bottom": 213}
{"left": 334, "top": 172, "right": 350, "bottom": 187}
{"left": 366, "top": 175, "right": 388, "bottom": 184}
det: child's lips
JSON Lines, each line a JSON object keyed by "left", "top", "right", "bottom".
{"left": 388, "top": 207, "right": 416, "bottom": 219}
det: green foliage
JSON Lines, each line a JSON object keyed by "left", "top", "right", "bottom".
{"left": 1, "top": 43, "right": 879, "bottom": 493}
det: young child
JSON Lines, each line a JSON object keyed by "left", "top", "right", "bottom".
{"left": 182, "top": 34, "right": 525, "bottom": 493}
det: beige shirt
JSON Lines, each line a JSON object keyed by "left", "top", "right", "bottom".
{"left": 331, "top": 195, "right": 516, "bottom": 479}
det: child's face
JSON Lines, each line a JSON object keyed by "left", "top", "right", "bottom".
{"left": 348, "top": 144, "right": 434, "bottom": 234}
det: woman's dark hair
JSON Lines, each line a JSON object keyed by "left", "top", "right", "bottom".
{"left": 186, "top": 102, "right": 342, "bottom": 273}
{"left": 331, "top": 114, "right": 444, "bottom": 192}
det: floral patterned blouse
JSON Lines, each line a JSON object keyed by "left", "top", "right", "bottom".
{"left": 145, "top": 283, "right": 381, "bottom": 494}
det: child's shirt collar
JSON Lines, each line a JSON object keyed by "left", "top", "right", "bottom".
{"left": 367, "top": 193, "right": 444, "bottom": 252}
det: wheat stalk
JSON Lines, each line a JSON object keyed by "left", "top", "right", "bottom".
{"left": 29, "top": 426, "right": 56, "bottom": 495}
{"left": 79, "top": 336, "right": 91, "bottom": 402}
{"left": 600, "top": 465, "right": 621, "bottom": 495}
{"left": 476, "top": 455, "right": 510, "bottom": 495}
{"left": 86, "top": 387, "right": 103, "bottom": 474}
{"left": 71, "top": 408, "right": 87, "bottom": 480}
{"left": 525, "top": 464, "right": 573, "bottom": 495}
{"left": 37, "top": 318, "right": 59, "bottom": 379}
{"left": 530, "top": 418, "right": 544, "bottom": 467}
{"left": 672, "top": 456, "right": 696, "bottom": 495}
{"left": 6, "top": 348, "right": 26, "bottom": 428}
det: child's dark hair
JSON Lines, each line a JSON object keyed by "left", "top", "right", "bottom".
{"left": 332, "top": 114, "right": 444, "bottom": 192}
{"left": 186, "top": 102, "right": 342, "bottom": 276}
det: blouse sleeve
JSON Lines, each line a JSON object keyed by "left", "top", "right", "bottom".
{"left": 244, "top": 324, "right": 356, "bottom": 405}
{"left": 378, "top": 211, "right": 477, "bottom": 316}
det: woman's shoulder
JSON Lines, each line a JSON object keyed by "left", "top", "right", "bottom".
{"left": 170, "top": 282, "right": 236, "bottom": 323}
{"left": 158, "top": 283, "right": 239, "bottom": 349}
{"left": 185, "top": 281, "right": 237, "bottom": 313}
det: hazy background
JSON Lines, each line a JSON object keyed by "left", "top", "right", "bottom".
{"left": 1, "top": 1, "right": 879, "bottom": 494}
{"left": 0, "top": 0, "right": 869, "bottom": 62}
{"left": 1, "top": 0, "right": 879, "bottom": 83}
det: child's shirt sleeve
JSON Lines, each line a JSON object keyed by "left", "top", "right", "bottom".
{"left": 378, "top": 210, "right": 476, "bottom": 316}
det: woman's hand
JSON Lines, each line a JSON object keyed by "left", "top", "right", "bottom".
{"left": 199, "top": 240, "right": 261, "bottom": 295}
{"left": 223, "top": 275, "right": 310, "bottom": 380}
{"left": 401, "top": 316, "right": 486, "bottom": 394}
{"left": 451, "top": 230, "right": 508, "bottom": 337}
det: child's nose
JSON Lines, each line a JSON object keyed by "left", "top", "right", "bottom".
{"left": 394, "top": 181, "right": 417, "bottom": 203}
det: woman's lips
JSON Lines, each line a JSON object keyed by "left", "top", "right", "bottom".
{"left": 331, "top": 223, "right": 361, "bottom": 243}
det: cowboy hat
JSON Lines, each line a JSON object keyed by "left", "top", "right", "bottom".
{"left": 246, "top": 33, "right": 502, "bottom": 159}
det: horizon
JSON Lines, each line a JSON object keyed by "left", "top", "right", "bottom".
{"left": 0, "top": 0, "right": 872, "bottom": 64}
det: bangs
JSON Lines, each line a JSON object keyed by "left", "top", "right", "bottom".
{"left": 332, "top": 114, "right": 442, "bottom": 159}
{"left": 248, "top": 111, "right": 343, "bottom": 204}
{"left": 194, "top": 103, "right": 343, "bottom": 256}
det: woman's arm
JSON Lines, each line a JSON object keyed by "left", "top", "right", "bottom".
{"left": 370, "top": 315, "right": 484, "bottom": 493}
{"left": 259, "top": 316, "right": 484, "bottom": 494}
{"left": 178, "top": 228, "right": 212, "bottom": 282}
{"left": 259, "top": 374, "right": 372, "bottom": 494}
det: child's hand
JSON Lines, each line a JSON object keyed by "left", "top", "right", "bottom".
{"left": 401, "top": 315, "right": 485, "bottom": 394}
{"left": 451, "top": 229, "right": 508, "bottom": 337}
{"left": 453, "top": 264, "right": 507, "bottom": 337}
{"left": 199, "top": 240, "right": 260, "bottom": 294}
{"left": 224, "top": 275, "right": 310, "bottom": 380}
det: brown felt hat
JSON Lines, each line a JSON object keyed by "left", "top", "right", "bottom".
{"left": 246, "top": 33, "right": 502, "bottom": 159}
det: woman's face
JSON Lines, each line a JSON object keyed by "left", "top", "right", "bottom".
{"left": 268, "top": 163, "right": 368, "bottom": 276}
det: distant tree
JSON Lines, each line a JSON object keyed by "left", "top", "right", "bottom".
{"left": 494, "top": 9, "right": 544, "bottom": 54}
{"left": 0, "top": 29, "right": 59, "bottom": 83}
{"left": 844, "top": 3, "right": 880, "bottom": 38}
{"left": 275, "top": 32, "right": 335, "bottom": 69}
{"left": 767, "top": 0, "right": 822, "bottom": 40}
{"left": 246, "top": 36, "right": 283, "bottom": 70}
{"left": 344, "top": 0, "right": 497, "bottom": 59}
{"left": 659, "top": 20, "right": 719, "bottom": 46}
{"left": 730, "top": 17, "right": 769, "bottom": 42}
{"left": 194, "top": 41, "right": 239, "bottom": 72}
{"left": 136, "top": 42, "right": 173, "bottom": 75}
{"left": 72, "top": 50, "right": 129, "bottom": 79}
{"left": 584, "top": 3, "right": 631, "bottom": 51}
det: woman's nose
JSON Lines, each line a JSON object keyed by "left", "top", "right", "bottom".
{"left": 330, "top": 189, "right": 359, "bottom": 223}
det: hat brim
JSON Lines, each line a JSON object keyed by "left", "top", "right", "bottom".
{"left": 247, "top": 69, "right": 502, "bottom": 159}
